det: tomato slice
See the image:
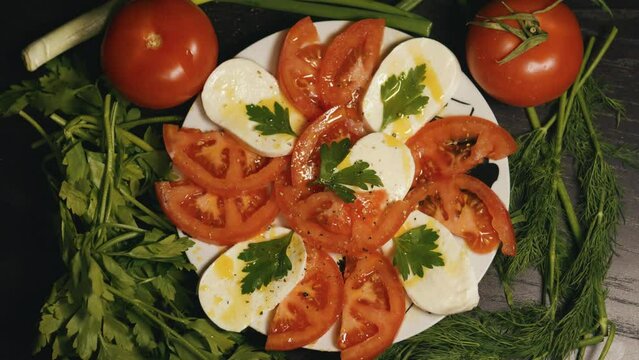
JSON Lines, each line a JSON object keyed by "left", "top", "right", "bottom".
{"left": 339, "top": 253, "right": 405, "bottom": 360}
{"left": 416, "top": 174, "right": 516, "bottom": 256}
{"left": 163, "top": 125, "right": 286, "bottom": 195}
{"left": 274, "top": 175, "right": 353, "bottom": 254}
{"left": 155, "top": 181, "right": 278, "bottom": 245}
{"left": 350, "top": 187, "right": 428, "bottom": 253}
{"left": 291, "top": 106, "right": 366, "bottom": 187}
{"left": 407, "top": 116, "right": 517, "bottom": 181}
{"left": 278, "top": 17, "right": 325, "bottom": 121}
{"left": 317, "top": 19, "right": 385, "bottom": 110}
{"left": 266, "top": 247, "right": 344, "bottom": 350}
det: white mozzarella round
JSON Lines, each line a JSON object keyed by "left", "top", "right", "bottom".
{"left": 198, "top": 227, "right": 307, "bottom": 332}
{"left": 391, "top": 210, "right": 479, "bottom": 315}
{"left": 337, "top": 132, "right": 415, "bottom": 202}
{"left": 362, "top": 38, "right": 462, "bottom": 142}
{"left": 200, "top": 58, "right": 306, "bottom": 157}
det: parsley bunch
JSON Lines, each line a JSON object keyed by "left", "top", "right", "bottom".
{"left": 1, "top": 58, "right": 274, "bottom": 360}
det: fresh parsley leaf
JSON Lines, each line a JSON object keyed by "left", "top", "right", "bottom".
{"left": 313, "top": 139, "right": 383, "bottom": 203}
{"left": 380, "top": 64, "right": 429, "bottom": 130}
{"left": 238, "top": 232, "right": 293, "bottom": 294}
{"left": 0, "top": 80, "right": 37, "bottom": 116}
{"left": 393, "top": 225, "right": 444, "bottom": 280}
{"left": 246, "top": 101, "right": 296, "bottom": 136}
{"left": 318, "top": 137, "right": 351, "bottom": 180}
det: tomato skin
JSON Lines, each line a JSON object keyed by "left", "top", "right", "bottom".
{"left": 318, "top": 19, "right": 385, "bottom": 109}
{"left": 155, "top": 181, "right": 278, "bottom": 245}
{"left": 291, "top": 106, "right": 366, "bottom": 187}
{"left": 351, "top": 187, "right": 429, "bottom": 253}
{"left": 407, "top": 116, "right": 516, "bottom": 182}
{"left": 266, "top": 247, "right": 344, "bottom": 350}
{"left": 274, "top": 174, "right": 354, "bottom": 255}
{"left": 163, "top": 125, "right": 286, "bottom": 195}
{"left": 416, "top": 175, "right": 516, "bottom": 256}
{"left": 339, "top": 253, "right": 405, "bottom": 360}
{"left": 466, "top": 0, "right": 583, "bottom": 107}
{"left": 278, "top": 17, "right": 325, "bottom": 120}
{"left": 101, "top": 0, "right": 218, "bottom": 109}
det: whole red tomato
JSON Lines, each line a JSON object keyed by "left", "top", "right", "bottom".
{"left": 466, "top": 0, "right": 583, "bottom": 107}
{"left": 101, "top": 0, "right": 218, "bottom": 109}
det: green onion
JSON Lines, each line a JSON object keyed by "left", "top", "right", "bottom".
{"left": 21, "top": 0, "right": 431, "bottom": 71}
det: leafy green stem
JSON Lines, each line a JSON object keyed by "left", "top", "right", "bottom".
{"left": 97, "top": 231, "right": 141, "bottom": 251}
{"left": 119, "top": 115, "right": 183, "bottom": 130}
{"left": 577, "top": 90, "right": 602, "bottom": 156}
{"left": 96, "top": 96, "right": 116, "bottom": 243}
{"left": 18, "top": 110, "right": 63, "bottom": 173}
{"left": 526, "top": 106, "right": 542, "bottom": 129}
{"left": 597, "top": 323, "right": 616, "bottom": 360}
{"left": 117, "top": 186, "right": 174, "bottom": 232}
{"left": 578, "top": 334, "right": 604, "bottom": 347}
{"left": 195, "top": 0, "right": 432, "bottom": 36}
{"left": 108, "top": 286, "right": 208, "bottom": 360}
{"left": 556, "top": 180, "right": 583, "bottom": 241}
{"left": 301, "top": 0, "right": 424, "bottom": 19}
{"left": 108, "top": 285, "right": 191, "bottom": 326}
{"left": 117, "top": 128, "right": 154, "bottom": 152}
{"left": 547, "top": 200, "right": 558, "bottom": 318}
{"left": 395, "top": 0, "right": 422, "bottom": 11}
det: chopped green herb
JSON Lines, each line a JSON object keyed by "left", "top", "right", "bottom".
{"left": 1, "top": 57, "right": 268, "bottom": 360}
{"left": 246, "top": 101, "right": 296, "bottom": 136}
{"left": 238, "top": 232, "right": 293, "bottom": 294}
{"left": 392, "top": 225, "right": 444, "bottom": 280}
{"left": 380, "top": 63, "right": 429, "bottom": 130}
{"left": 312, "top": 139, "right": 383, "bottom": 203}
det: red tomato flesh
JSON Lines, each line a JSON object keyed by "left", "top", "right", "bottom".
{"left": 155, "top": 181, "right": 278, "bottom": 245}
{"left": 339, "top": 253, "right": 405, "bottom": 360}
{"left": 163, "top": 125, "right": 286, "bottom": 195}
{"left": 318, "top": 19, "right": 385, "bottom": 110}
{"left": 266, "top": 247, "right": 344, "bottom": 350}
{"left": 407, "top": 116, "right": 516, "bottom": 182}
{"left": 278, "top": 16, "right": 325, "bottom": 121}
{"left": 416, "top": 174, "right": 516, "bottom": 256}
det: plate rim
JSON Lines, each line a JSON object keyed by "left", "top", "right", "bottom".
{"left": 181, "top": 20, "right": 507, "bottom": 352}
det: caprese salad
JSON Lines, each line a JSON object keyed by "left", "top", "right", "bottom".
{"left": 155, "top": 17, "right": 517, "bottom": 360}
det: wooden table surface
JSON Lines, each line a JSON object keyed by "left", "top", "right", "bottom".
{"left": 0, "top": 0, "right": 636, "bottom": 359}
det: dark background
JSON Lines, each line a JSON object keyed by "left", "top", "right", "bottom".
{"left": 1, "top": 0, "right": 637, "bottom": 359}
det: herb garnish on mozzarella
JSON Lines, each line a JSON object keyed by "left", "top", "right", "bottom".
{"left": 392, "top": 224, "right": 444, "bottom": 280}
{"left": 313, "top": 138, "right": 383, "bottom": 203}
{"left": 239, "top": 231, "right": 294, "bottom": 294}
{"left": 381, "top": 64, "right": 430, "bottom": 130}
{"left": 246, "top": 101, "right": 297, "bottom": 136}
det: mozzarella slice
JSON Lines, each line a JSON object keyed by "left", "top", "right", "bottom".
{"left": 198, "top": 227, "right": 307, "bottom": 332}
{"left": 200, "top": 58, "right": 306, "bottom": 157}
{"left": 337, "top": 132, "right": 415, "bottom": 202}
{"left": 393, "top": 210, "right": 479, "bottom": 315}
{"left": 362, "top": 38, "right": 462, "bottom": 142}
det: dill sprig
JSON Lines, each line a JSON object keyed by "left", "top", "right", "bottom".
{"left": 379, "top": 305, "right": 555, "bottom": 359}
{"left": 382, "top": 26, "right": 625, "bottom": 360}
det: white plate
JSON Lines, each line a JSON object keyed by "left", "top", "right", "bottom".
{"left": 181, "top": 20, "right": 508, "bottom": 352}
